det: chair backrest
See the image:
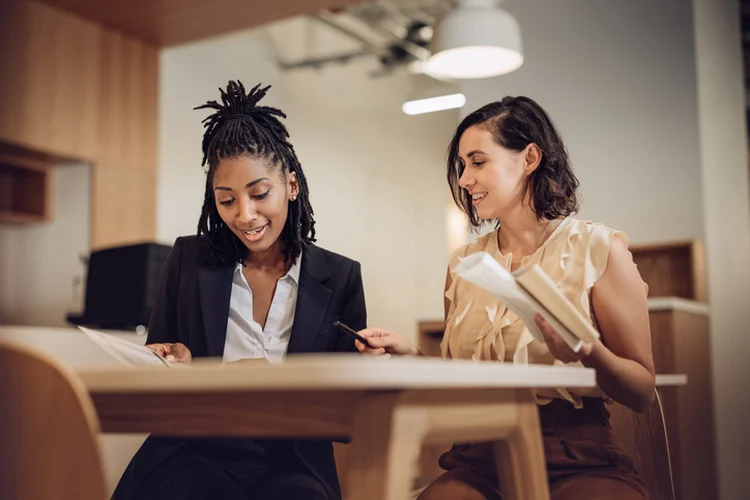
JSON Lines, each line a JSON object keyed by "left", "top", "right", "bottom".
{"left": 609, "top": 390, "right": 675, "bottom": 500}
{"left": 0, "top": 340, "right": 107, "bottom": 500}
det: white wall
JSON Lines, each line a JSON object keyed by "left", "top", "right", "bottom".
{"left": 0, "top": 164, "right": 90, "bottom": 326}
{"left": 693, "top": 0, "right": 750, "bottom": 498}
{"left": 157, "top": 18, "right": 456, "bottom": 340}
{"left": 460, "top": 0, "right": 704, "bottom": 245}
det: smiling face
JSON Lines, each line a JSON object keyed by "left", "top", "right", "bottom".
{"left": 457, "top": 125, "right": 536, "bottom": 221}
{"left": 212, "top": 155, "right": 298, "bottom": 256}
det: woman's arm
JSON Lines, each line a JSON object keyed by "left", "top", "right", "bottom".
{"left": 587, "top": 236, "right": 655, "bottom": 411}
{"left": 537, "top": 236, "right": 655, "bottom": 412}
{"left": 354, "top": 265, "right": 456, "bottom": 356}
{"left": 145, "top": 237, "right": 191, "bottom": 363}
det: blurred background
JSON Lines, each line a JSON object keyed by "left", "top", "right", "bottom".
{"left": 1, "top": 0, "right": 749, "bottom": 498}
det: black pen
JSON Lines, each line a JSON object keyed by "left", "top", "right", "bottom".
{"left": 333, "top": 321, "right": 373, "bottom": 349}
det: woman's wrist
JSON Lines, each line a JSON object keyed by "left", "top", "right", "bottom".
{"left": 581, "top": 339, "right": 607, "bottom": 369}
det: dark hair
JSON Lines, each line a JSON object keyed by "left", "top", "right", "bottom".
{"left": 447, "top": 96, "right": 579, "bottom": 228}
{"left": 194, "top": 81, "right": 315, "bottom": 265}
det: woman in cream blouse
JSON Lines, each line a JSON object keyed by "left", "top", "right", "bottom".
{"left": 356, "top": 97, "right": 654, "bottom": 499}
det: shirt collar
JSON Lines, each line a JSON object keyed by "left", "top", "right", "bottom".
{"left": 233, "top": 251, "right": 303, "bottom": 285}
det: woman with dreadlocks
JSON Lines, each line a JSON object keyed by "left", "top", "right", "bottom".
{"left": 112, "top": 81, "right": 366, "bottom": 500}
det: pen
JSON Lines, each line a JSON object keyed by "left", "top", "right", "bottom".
{"left": 333, "top": 320, "right": 373, "bottom": 349}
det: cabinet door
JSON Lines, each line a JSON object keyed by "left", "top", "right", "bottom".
{"left": 0, "top": 1, "right": 101, "bottom": 162}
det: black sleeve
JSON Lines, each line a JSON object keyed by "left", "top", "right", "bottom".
{"left": 146, "top": 237, "right": 184, "bottom": 344}
{"left": 335, "top": 261, "right": 367, "bottom": 353}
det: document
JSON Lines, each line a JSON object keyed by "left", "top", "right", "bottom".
{"left": 79, "top": 326, "right": 171, "bottom": 367}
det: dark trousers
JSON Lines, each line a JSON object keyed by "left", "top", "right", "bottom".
{"left": 419, "top": 398, "right": 649, "bottom": 500}
{"left": 133, "top": 440, "right": 329, "bottom": 500}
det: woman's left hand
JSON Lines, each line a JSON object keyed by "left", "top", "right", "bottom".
{"left": 534, "top": 314, "right": 598, "bottom": 363}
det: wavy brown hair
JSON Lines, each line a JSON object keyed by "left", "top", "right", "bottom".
{"left": 447, "top": 96, "right": 579, "bottom": 228}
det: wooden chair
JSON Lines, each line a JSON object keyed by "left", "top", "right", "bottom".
{"left": 0, "top": 340, "right": 108, "bottom": 500}
{"left": 609, "top": 390, "right": 676, "bottom": 500}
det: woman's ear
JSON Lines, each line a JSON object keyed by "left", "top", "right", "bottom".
{"left": 287, "top": 171, "right": 299, "bottom": 200}
{"left": 524, "top": 143, "right": 543, "bottom": 174}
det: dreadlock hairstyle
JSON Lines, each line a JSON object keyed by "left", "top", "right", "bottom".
{"left": 195, "top": 81, "right": 316, "bottom": 266}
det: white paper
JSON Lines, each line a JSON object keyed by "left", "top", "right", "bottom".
{"left": 452, "top": 252, "right": 584, "bottom": 353}
{"left": 79, "top": 326, "right": 171, "bottom": 367}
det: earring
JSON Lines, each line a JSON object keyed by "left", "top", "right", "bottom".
{"left": 291, "top": 196, "right": 297, "bottom": 201}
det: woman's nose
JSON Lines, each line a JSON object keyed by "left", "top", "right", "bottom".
{"left": 235, "top": 197, "right": 257, "bottom": 225}
{"left": 459, "top": 169, "right": 474, "bottom": 190}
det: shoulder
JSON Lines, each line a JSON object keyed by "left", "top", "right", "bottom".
{"left": 447, "top": 231, "right": 496, "bottom": 271}
{"left": 303, "top": 244, "right": 362, "bottom": 285}
{"left": 564, "top": 217, "right": 626, "bottom": 243}
{"left": 564, "top": 218, "right": 635, "bottom": 284}
{"left": 171, "top": 235, "right": 207, "bottom": 261}
{"left": 309, "top": 244, "right": 359, "bottom": 268}
{"left": 563, "top": 218, "right": 628, "bottom": 256}
{"left": 167, "top": 235, "right": 234, "bottom": 271}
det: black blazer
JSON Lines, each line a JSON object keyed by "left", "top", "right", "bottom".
{"left": 112, "top": 236, "right": 367, "bottom": 500}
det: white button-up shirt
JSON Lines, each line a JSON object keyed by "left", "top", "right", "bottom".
{"left": 222, "top": 255, "right": 301, "bottom": 364}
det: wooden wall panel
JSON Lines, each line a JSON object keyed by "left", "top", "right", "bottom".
{"left": 97, "top": 29, "right": 158, "bottom": 173}
{"left": 90, "top": 28, "right": 158, "bottom": 249}
{"left": 91, "top": 168, "right": 156, "bottom": 249}
{"left": 0, "top": 1, "right": 159, "bottom": 249}
{"left": 0, "top": 1, "right": 101, "bottom": 161}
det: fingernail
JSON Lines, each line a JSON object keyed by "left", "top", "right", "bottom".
{"left": 167, "top": 355, "right": 175, "bottom": 361}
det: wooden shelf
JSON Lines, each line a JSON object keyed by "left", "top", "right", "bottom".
{"left": 0, "top": 156, "right": 52, "bottom": 224}
{"left": 630, "top": 240, "right": 706, "bottom": 301}
{"left": 0, "top": 210, "right": 48, "bottom": 224}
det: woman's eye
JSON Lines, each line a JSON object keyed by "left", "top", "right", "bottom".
{"left": 253, "top": 191, "right": 270, "bottom": 200}
{"left": 219, "top": 199, "right": 234, "bottom": 206}
{"left": 473, "top": 161, "right": 485, "bottom": 168}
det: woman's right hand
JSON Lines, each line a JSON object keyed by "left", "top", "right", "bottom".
{"left": 355, "top": 328, "right": 420, "bottom": 357}
{"left": 147, "top": 342, "right": 192, "bottom": 364}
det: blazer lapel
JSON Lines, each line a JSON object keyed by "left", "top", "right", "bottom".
{"left": 287, "top": 245, "right": 333, "bottom": 354}
{"left": 198, "top": 264, "right": 234, "bottom": 358}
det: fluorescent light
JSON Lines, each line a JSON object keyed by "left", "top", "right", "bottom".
{"left": 402, "top": 93, "right": 466, "bottom": 115}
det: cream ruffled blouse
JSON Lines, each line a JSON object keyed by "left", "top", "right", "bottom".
{"left": 442, "top": 217, "right": 639, "bottom": 407}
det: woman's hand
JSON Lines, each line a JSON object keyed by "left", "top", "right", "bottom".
{"left": 147, "top": 342, "right": 192, "bottom": 364}
{"left": 534, "top": 314, "right": 598, "bottom": 363}
{"left": 355, "top": 328, "right": 420, "bottom": 357}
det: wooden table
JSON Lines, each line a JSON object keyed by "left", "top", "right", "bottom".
{"left": 77, "top": 355, "right": 596, "bottom": 500}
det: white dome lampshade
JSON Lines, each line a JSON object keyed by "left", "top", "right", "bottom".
{"left": 427, "top": 0, "right": 523, "bottom": 80}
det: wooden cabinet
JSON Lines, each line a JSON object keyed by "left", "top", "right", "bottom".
{"left": 648, "top": 300, "right": 717, "bottom": 500}
{"left": 0, "top": 1, "right": 101, "bottom": 162}
{"left": 0, "top": 1, "right": 158, "bottom": 249}
{"left": 630, "top": 240, "right": 706, "bottom": 302}
{"left": 0, "top": 160, "right": 51, "bottom": 224}
{"left": 91, "top": 29, "right": 158, "bottom": 250}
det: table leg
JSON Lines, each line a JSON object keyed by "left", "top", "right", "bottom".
{"left": 493, "top": 391, "right": 549, "bottom": 500}
{"left": 343, "top": 392, "right": 426, "bottom": 500}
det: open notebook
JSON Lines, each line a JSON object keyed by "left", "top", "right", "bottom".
{"left": 79, "top": 326, "right": 172, "bottom": 367}
{"left": 452, "top": 252, "right": 600, "bottom": 353}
